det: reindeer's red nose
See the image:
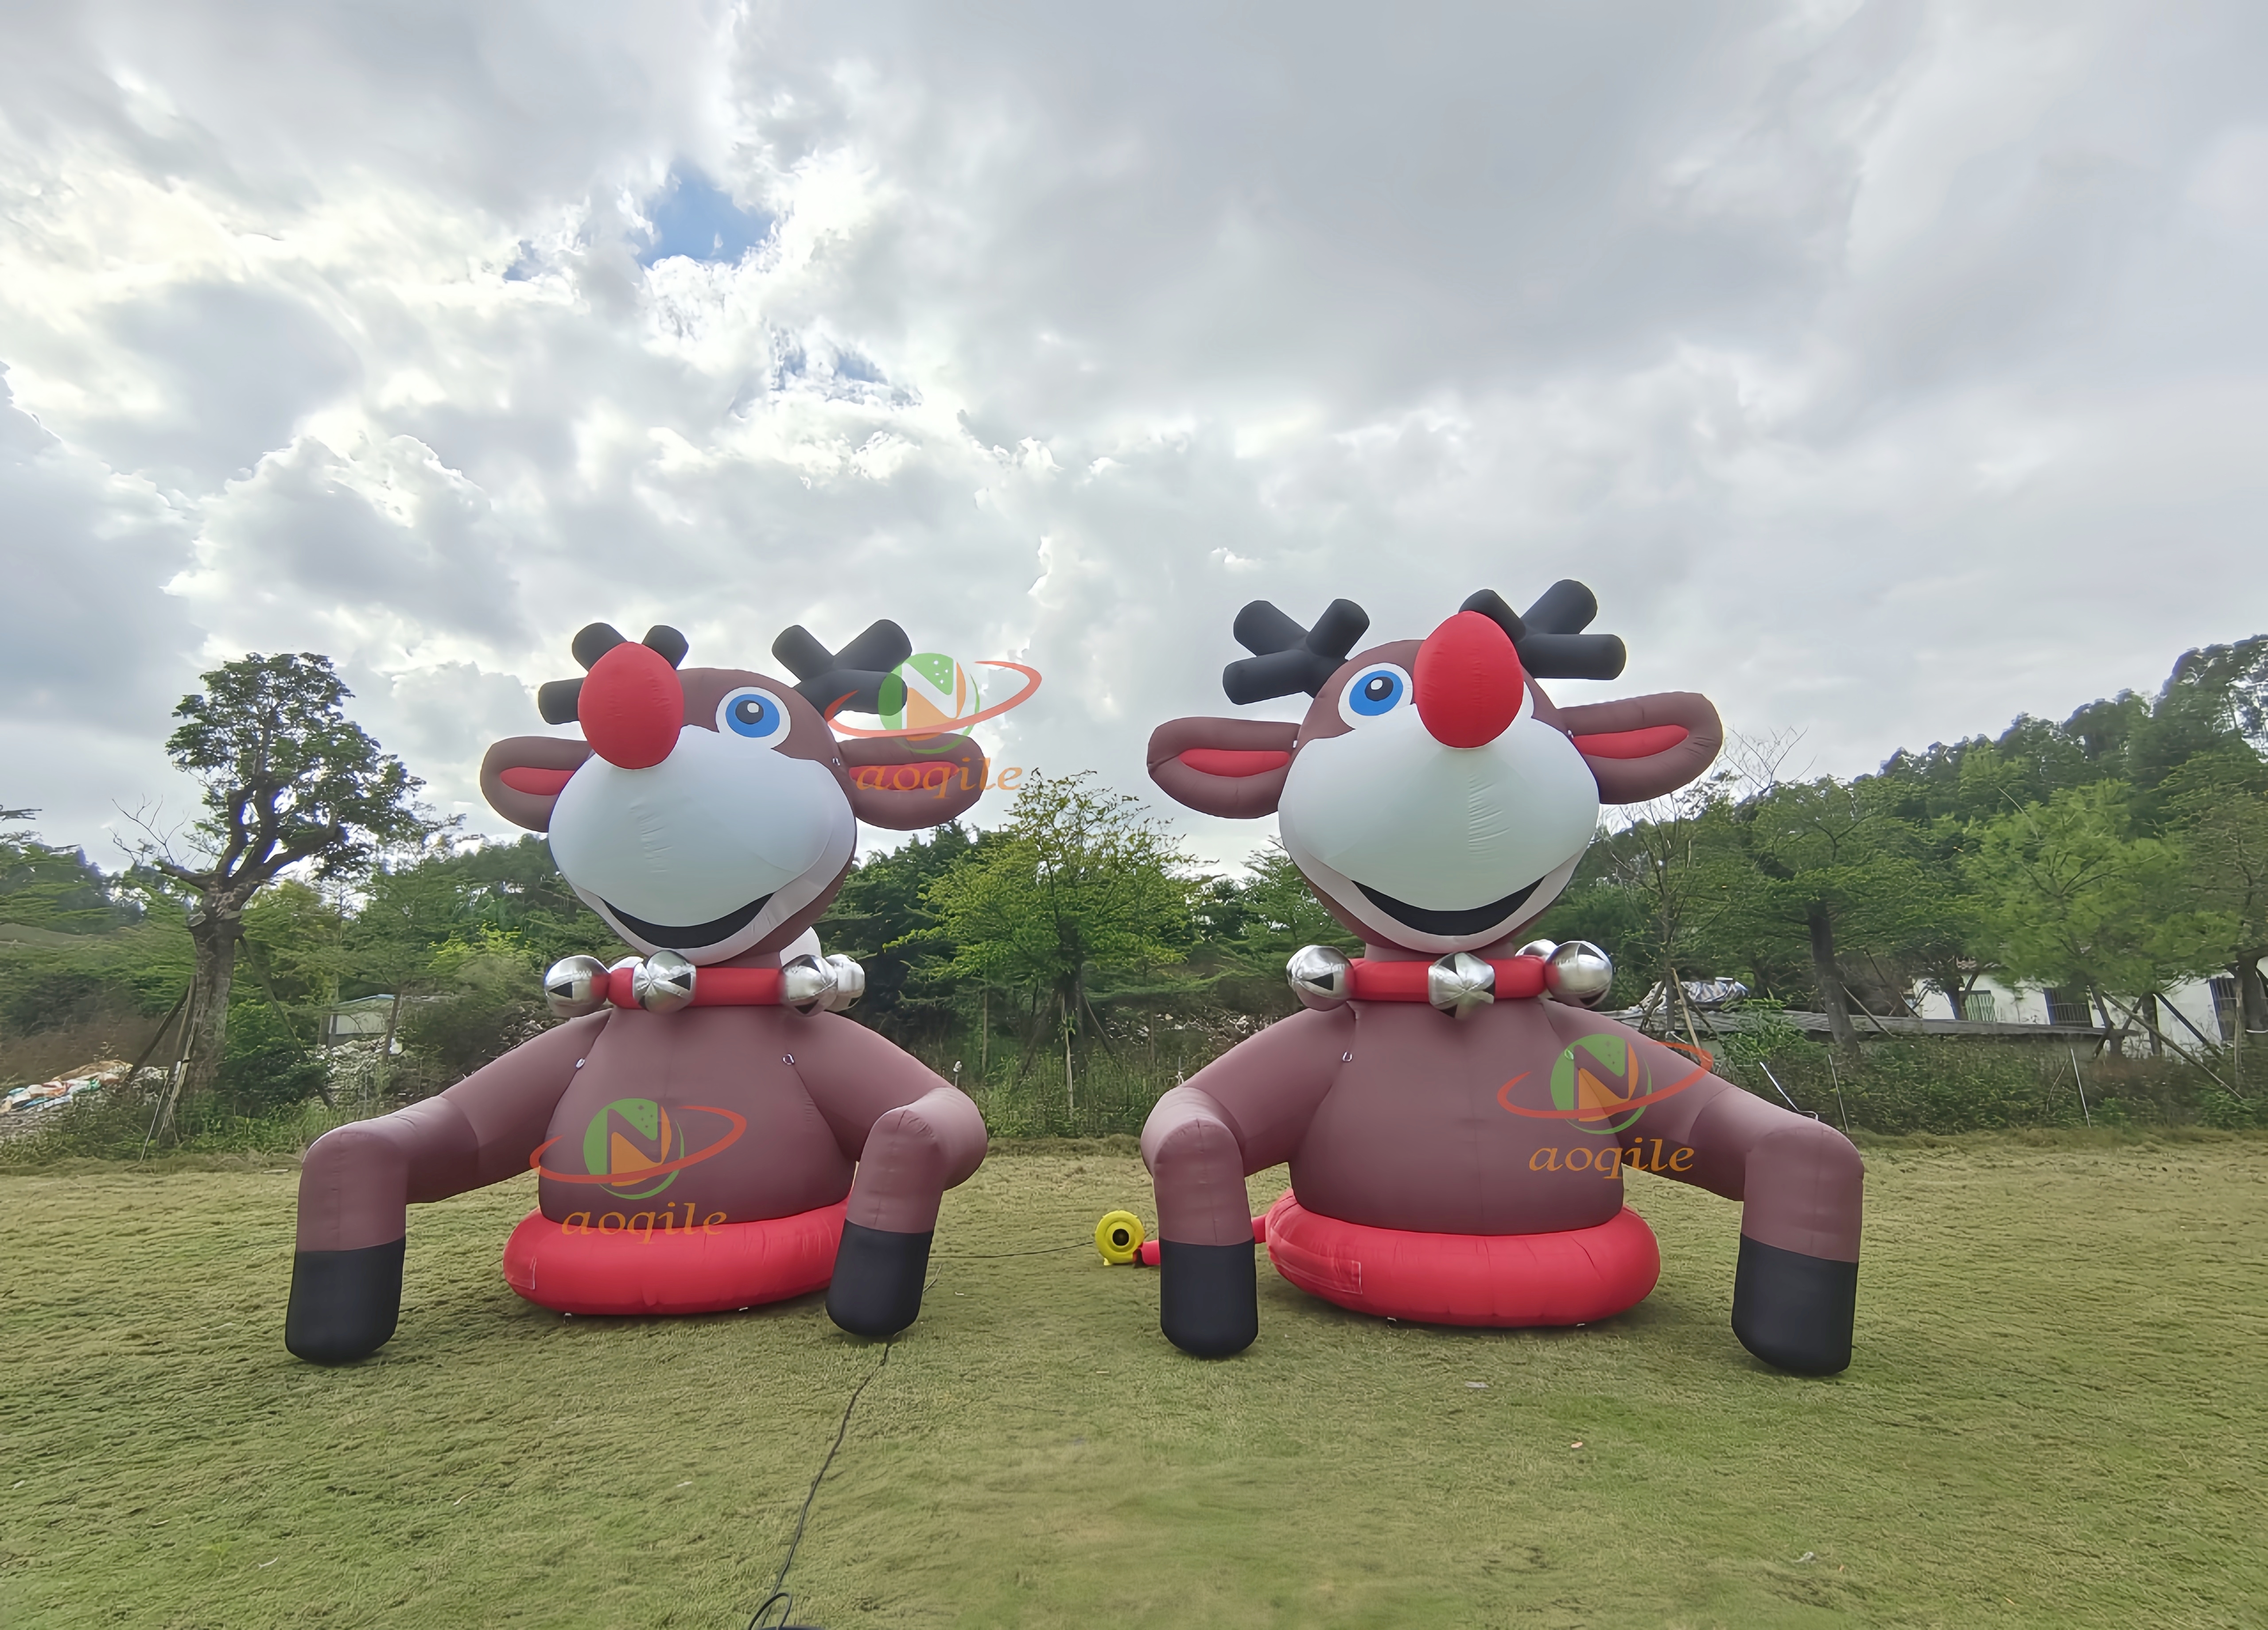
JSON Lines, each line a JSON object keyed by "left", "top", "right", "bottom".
{"left": 579, "top": 641, "right": 685, "bottom": 768}
{"left": 1414, "top": 610, "right": 1525, "bottom": 749}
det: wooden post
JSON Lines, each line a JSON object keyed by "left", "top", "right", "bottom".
{"left": 1056, "top": 993, "right": 1075, "bottom": 1124}
{"left": 1665, "top": 964, "right": 1709, "bottom": 1061}
{"left": 130, "top": 989, "right": 192, "bottom": 1161}
{"left": 2235, "top": 975, "right": 2244, "bottom": 1094}
{"left": 145, "top": 974, "right": 202, "bottom": 1154}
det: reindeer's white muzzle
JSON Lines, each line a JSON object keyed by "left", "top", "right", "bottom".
{"left": 1279, "top": 704, "right": 1599, "bottom": 952}
{"left": 548, "top": 728, "right": 855, "bottom": 961}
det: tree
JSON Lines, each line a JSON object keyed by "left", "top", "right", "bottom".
{"left": 2163, "top": 750, "right": 2268, "bottom": 1038}
{"left": 1717, "top": 777, "right": 1938, "bottom": 1056}
{"left": 818, "top": 822, "right": 988, "bottom": 1040}
{"left": 0, "top": 809, "right": 140, "bottom": 934}
{"left": 1573, "top": 730, "right": 1798, "bottom": 1039}
{"left": 1965, "top": 780, "right": 2230, "bottom": 1050}
{"left": 920, "top": 772, "right": 1192, "bottom": 1079}
{"left": 2126, "top": 637, "right": 2268, "bottom": 818}
{"left": 1199, "top": 840, "right": 1359, "bottom": 972}
{"left": 137, "top": 653, "right": 434, "bottom": 1133}
{"left": 1581, "top": 784, "right": 1741, "bottom": 1035}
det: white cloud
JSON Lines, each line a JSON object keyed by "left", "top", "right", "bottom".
{"left": 1, "top": 0, "right": 2265, "bottom": 869}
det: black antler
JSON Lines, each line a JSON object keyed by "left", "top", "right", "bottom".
{"left": 536, "top": 622, "right": 688, "bottom": 724}
{"left": 771, "top": 619, "right": 914, "bottom": 716}
{"left": 1461, "top": 581, "right": 1625, "bottom": 681}
{"left": 1222, "top": 599, "right": 1371, "bottom": 704}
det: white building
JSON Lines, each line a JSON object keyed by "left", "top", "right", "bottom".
{"left": 1910, "top": 970, "right": 2253, "bottom": 1047}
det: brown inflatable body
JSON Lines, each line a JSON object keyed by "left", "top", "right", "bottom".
{"left": 1142, "top": 584, "right": 1864, "bottom": 1373}
{"left": 285, "top": 618, "right": 988, "bottom": 1363}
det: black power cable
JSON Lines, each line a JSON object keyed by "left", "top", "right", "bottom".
{"left": 744, "top": 1340, "right": 895, "bottom": 1630}
{"left": 740, "top": 1241, "right": 1087, "bottom": 1627}
{"left": 931, "top": 1240, "right": 1087, "bottom": 1261}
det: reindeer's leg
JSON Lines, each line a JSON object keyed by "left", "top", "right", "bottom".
{"left": 792, "top": 1016, "right": 988, "bottom": 1338}
{"left": 1141, "top": 1009, "right": 1348, "bottom": 1358}
{"left": 1719, "top": 1103, "right": 1864, "bottom": 1375}
{"left": 1639, "top": 1074, "right": 1865, "bottom": 1375}
{"left": 286, "top": 1015, "right": 599, "bottom": 1363}
{"left": 825, "top": 1085, "right": 987, "bottom": 1337}
{"left": 1143, "top": 1085, "right": 1261, "bottom": 1357}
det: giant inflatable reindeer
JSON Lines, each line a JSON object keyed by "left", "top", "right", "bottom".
{"left": 286, "top": 618, "right": 990, "bottom": 1363}
{"left": 1141, "top": 583, "right": 1864, "bottom": 1373}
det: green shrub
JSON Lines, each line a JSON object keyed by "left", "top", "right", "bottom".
{"left": 215, "top": 1003, "right": 330, "bottom": 1116}
{"left": 0, "top": 968, "right": 117, "bottom": 1037}
{"left": 2198, "top": 1088, "right": 2268, "bottom": 1129}
{"left": 0, "top": 1076, "right": 363, "bottom": 1165}
{"left": 397, "top": 936, "right": 551, "bottom": 1082}
{"left": 1735, "top": 1040, "right": 2212, "bottom": 1134}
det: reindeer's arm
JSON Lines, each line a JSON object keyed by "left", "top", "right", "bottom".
{"left": 284, "top": 1013, "right": 606, "bottom": 1364}
{"left": 1142, "top": 1005, "right": 1352, "bottom": 1357}
{"left": 1550, "top": 1007, "right": 1864, "bottom": 1374}
{"left": 789, "top": 1013, "right": 987, "bottom": 1338}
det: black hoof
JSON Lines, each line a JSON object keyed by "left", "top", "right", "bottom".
{"left": 1159, "top": 1238, "right": 1258, "bottom": 1358}
{"left": 285, "top": 1239, "right": 405, "bottom": 1364}
{"left": 1732, "top": 1234, "right": 1857, "bottom": 1375}
{"left": 827, "top": 1222, "right": 933, "bottom": 1338}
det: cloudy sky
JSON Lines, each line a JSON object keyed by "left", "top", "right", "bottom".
{"left": 3, "top": 0, "right": 2264, "bottom": 870}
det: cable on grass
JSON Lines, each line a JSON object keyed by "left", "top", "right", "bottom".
{"left": 744, "top": 1340, "right": 894, "bottom": 1630}
{"left": 930, "top": 1240, "right": 1089, "bottom": 1260}
{"left": 739, "top": 1245, "right": 1081, "bottom": 1625}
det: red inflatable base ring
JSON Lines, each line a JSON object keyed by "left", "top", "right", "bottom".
{"left": 501, "top": 1201, "right": 847, "bottom": 1316}
{"left": 1262, "top": 1192, "right": 1660, "bottom": 1327}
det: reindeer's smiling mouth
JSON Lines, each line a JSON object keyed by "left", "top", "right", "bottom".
{"left": 1354, "top": 879, "right": 1540, "bottom": 938}
{"left": 601, "top": 893, "right": 774, "bottom": 951}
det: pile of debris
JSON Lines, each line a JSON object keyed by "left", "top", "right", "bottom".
{"left": 0, "top": 1059, "right": 132, "bottom": 1117}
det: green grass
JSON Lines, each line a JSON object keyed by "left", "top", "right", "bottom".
{"left": 4, "top": 1135, "right": 2264, "bottom": 1629}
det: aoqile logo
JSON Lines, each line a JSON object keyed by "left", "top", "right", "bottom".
{"left": 1496, "top": 1035, "right": 1714, "bottom": 1133}
{"left": 826, "top": 652, "right": 1042, "bottom": 746}
{"left": 528, "top": 1098, "right": 747, "bottom": 1199}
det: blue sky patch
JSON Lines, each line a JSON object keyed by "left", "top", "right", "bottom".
{"left": 639, "top": 167, "right": 773, "bottom": 267}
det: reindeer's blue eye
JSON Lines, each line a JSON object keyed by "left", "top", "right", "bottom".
{"left": 721, "top": 689, "right": 786, "bottom": 741}
{"left": 1343, "top": 664, "right": 1409, "bottom": 720}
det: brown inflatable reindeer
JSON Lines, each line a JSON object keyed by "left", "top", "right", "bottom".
{"left": 1141, "top": 583, "right": 1864, "bottom": 1372}
{"left": 286, "top": 618, "right": 990, "bottom": 1363}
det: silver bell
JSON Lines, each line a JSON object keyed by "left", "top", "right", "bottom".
{"left": 820, "top": 954, "right": 866, "bottom": 1013}
{"left": 1427, "top": 951, "right": 1496, "bottom": 1020}
{"left": 1286, "top": 944, "right": 1354, "bottom": 1010}
{"left": 779, "top": 953, "right": 838, "bottom": 1016}
{"left": 1544, "top": 940, "right": 1615, "bottom": 1009}
{"left": 543, "top": 955, "right": 613, "bottom": 1018}
{"left": 632, "top": 950, "right": 699, "bottom": 1012}
{"left": 1514, "top": 939, "right": 1558, "bottom": 961}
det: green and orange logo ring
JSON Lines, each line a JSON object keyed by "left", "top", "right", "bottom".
{"left": 529, "top": 1099, "right": 747, "bottom": 1199}
{"left": 1497, "top": 1036, "right": 1714, "bottom": 1135}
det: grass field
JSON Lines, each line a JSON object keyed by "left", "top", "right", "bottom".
{"left": 3, "top": 1133, "right": 2264, "bottom": 1629}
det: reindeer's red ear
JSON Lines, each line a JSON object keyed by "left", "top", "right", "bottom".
{"left": 1557, "top": 692, "right": 1722, "bottom": 803}
{"left": 481, "top": 737, "right": 594, "bottom": 832}
{"left": 1148, "top": 718, "right": 1297, "bottom": 819}
{"left": 841, "top": 734, "right": 987, "bottom": 831}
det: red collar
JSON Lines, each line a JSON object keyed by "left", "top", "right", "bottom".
{"left": 1348, "top": 954, "right": 1546, "bottom": 1004}
{"left": 544, "top": 952, "right": 861, "bottom": 1017}
{"left": 1289, "top": 945, "right": 1547, "bottom": 1018}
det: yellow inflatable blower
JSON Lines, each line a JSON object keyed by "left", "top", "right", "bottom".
{"left": 1095, "top": 1208, "right": 1270, "bottom": 1265}
{"left": 1094, "top": 1210, "right": 1151, "bottom": 1265}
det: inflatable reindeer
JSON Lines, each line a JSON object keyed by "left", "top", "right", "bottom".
{"left": 1141, "top": 583, "right": 1864, "bottom": 1373}
{"left": 285, "top": 618, "right": 989, "bottom": 1363}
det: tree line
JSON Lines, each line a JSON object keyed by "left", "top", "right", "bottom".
{"left": 1545, "top": 637, "right": 2268, "bottom": 1065}
{"left": 2, "top": 636, "right": 2264, "bottom": 1145}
